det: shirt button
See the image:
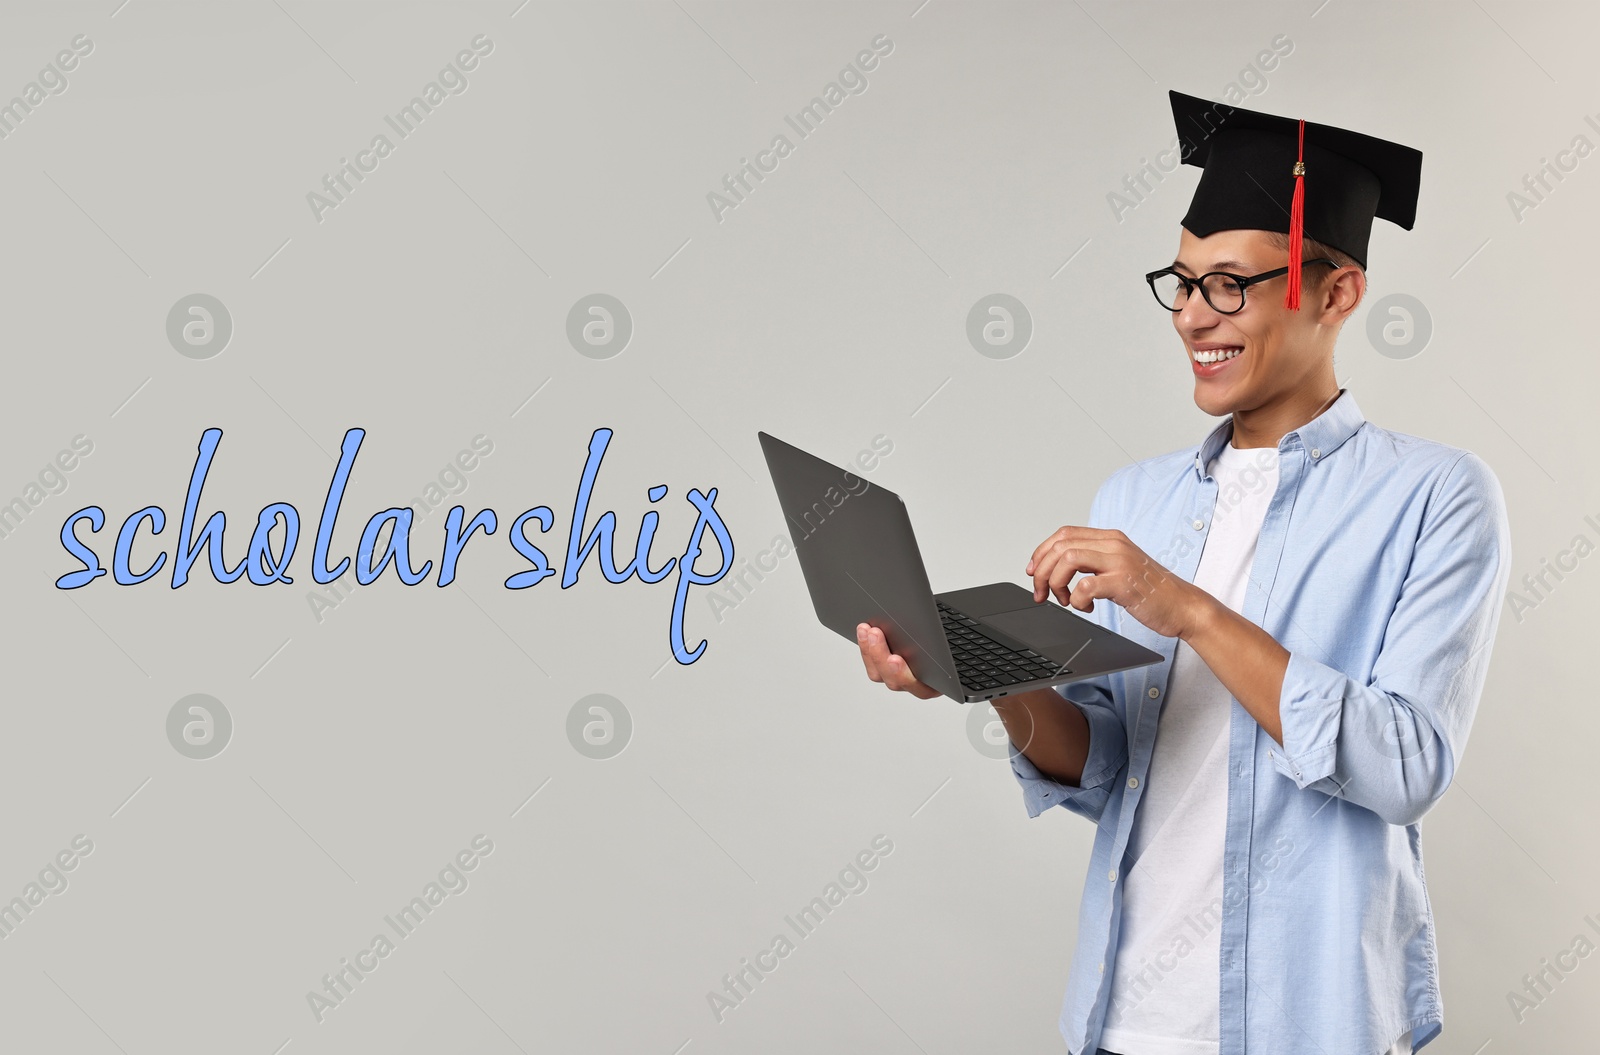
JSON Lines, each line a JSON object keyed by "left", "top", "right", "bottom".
{"left": 1099, "top": 961, "right": 1105, "bottom": 973}
{"left": 1127, "top": 776, "right": 1139, "bottom": 789}
{"left": 1311, "top": 448, "right": 1321, "bottom": 458}
{"left": 1108, "top": 869, "right": 1118, "bottom": 882}
{"left": 1147, "top": 687, "right": 1160, "bottom": 698}
{"left": 1268, "top": 749, "right": 1275, "bottom": 759}
{"left": 1191, "top": 519, "right": 1204, "bottom": 530}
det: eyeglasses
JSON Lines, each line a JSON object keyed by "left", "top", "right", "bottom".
{"left": 1144, "top": 258, "right": 1340, "bottom": 314}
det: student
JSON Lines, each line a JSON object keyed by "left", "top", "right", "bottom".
{"left": 856, "top": 90, "right": 1511, "bottom": 1055}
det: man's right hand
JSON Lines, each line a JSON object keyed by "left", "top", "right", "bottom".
{"left": 858, "top": 620, "right": 1090, "bottom": 785}
{"left": 856, "top": 622, "right": 943, "bottom": 699}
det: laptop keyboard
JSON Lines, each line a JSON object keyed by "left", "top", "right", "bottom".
{"left": 936, "top": 601, "right": 1070, "bottom": 691}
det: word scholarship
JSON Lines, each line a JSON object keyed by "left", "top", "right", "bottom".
{"left": 54, "top": 427, "right": 734, "bottom": 664}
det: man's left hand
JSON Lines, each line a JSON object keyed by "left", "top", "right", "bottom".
{"left": 1025, "top": 526, "right": 1214, "bottom": 640}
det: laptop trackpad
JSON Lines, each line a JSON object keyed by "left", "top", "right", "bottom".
{"left": 983, "top": 604, "right": 1093, "bottom": 651}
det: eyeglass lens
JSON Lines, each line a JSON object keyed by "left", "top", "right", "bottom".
{"left": 1151, "top": 272, "right": 1245, "bottom": 312}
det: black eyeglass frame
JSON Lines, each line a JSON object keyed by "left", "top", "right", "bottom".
{"left": 1144, "top": 258, "right": 1341, "bottom": 314}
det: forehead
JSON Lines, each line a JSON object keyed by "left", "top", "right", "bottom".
{"left": 1172, "top": 227, "right": 1284, "bottom": 271}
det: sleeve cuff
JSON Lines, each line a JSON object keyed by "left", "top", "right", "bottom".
{"left": 1271, "top": 650, "right": 1344, "bottom": 789}
{"left": 1008, "top": 698, "right": 1124, "bottom": 818}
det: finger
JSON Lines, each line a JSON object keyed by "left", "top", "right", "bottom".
{"left": 1049, "top": 545, "right": 1119, "bottom": 605}
{"left": 856, "top": 623, "right": 886, "bottom": 682}
{"left": 1030, "top": 541, "right": 1071, "bottom": 601}
{"left": 1066, "top": 569, "right": 1118, "bottom": 612}
{"left": 868, "top": 627, "right": 940, "bottom": 697}
{"left": 1025, "top": 527, "right": 1125, "bottom": 575}
{"left": 1034, "top": 546, "right": 1068, "bottom": 602}
{"left": 1025, "top": 527, "right": 1075, "bottom": 577}
{"left": 1038, "top": 541, "right": 1118, "bottom": 603}
{"left": 883, "top": 652, "right": 940, "bottom": 698}
{"left": 862, "top": 625, "right": 914, "bottom": 691}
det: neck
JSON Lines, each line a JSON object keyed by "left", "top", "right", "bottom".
{"left": 1228, "top": 379, "right": 1342, "bottom": 449}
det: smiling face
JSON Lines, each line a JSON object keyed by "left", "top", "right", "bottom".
{"left": 1169, "top": 227, "right": 1361, "bottom": 423}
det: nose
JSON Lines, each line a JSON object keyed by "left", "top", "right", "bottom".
{"left": 1174, "top": 284, "right": 1223, "bottom": 334}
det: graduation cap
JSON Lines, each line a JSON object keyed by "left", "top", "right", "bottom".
{"left": 1168, "top": 89, "right": 1423, "bottom": 309}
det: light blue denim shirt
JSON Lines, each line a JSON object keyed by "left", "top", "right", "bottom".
{"left": 1011, "top": 389, "right": 1511, "bottom": 1055}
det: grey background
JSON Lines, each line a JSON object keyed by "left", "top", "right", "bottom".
{"left": 1, "top": 1, "right": 1595, "bottom": 1052}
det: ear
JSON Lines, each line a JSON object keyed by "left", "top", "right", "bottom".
{"left": 1316, "top": 266, "right": 1365, "bottom": 325}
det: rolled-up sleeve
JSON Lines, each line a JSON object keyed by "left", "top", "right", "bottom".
{"left": 1010, "top": 683, "right": 1126, "bottom": 821}
{"left": 1271, "top": 452, "right": 1512, "bottom": 826}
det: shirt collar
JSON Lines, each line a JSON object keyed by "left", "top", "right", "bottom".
{"left": 1193, "top": 388, "right": 1366, "bottom": 480}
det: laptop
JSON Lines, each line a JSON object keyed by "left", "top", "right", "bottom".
{"left": 757, "top": 432, "right": 1164, "bottom": 704}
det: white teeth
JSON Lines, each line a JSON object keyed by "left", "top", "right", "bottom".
{"left": 1195, "top": 347, "right": 1243, "bottom": 364}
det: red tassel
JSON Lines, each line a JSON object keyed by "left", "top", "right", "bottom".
{"left": 1285, "top": 117, "right": 1306, "bottom": 311}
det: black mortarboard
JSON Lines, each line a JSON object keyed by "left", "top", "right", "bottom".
{"left": 1168, "top": 89, "right": 1423, "bottom": 309}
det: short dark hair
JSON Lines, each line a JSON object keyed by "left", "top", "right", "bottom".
{"left": 1261, "top": 230, "right": 1362, "bottom": 298}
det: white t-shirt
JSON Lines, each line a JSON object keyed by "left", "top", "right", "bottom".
{"left": 1095, "top": 439, "right": 1415, "bottom": 1055}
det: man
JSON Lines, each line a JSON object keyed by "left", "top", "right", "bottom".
{"left": 855, "top": 90, "right": 1511, "bottom": 1055}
